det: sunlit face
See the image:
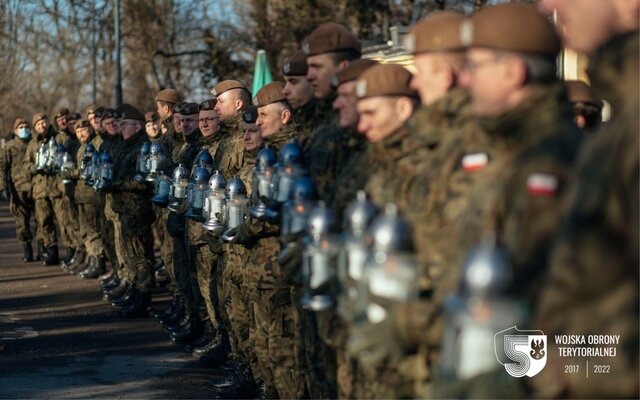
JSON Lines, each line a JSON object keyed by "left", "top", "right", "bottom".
{"left": 306, "top": 53, "right": 339, "bottom": 100}
{"left": 460, "top": 48, "right": 512, "bottom": 117}
{"left": 102, "top": 118, "right": 118, "bottom": 135}
{"left": 243, "top": 122, "right": 262, "bottom": 151}
{"left": 411, "top": 53, "right": 450, "bottom": 106}
{"left": 156, "top": 101, "right": 171, "bottom": 120}
{"left": 539, "top": 0, "right": 619, "bottom": 54}
{"left": 180, "top": 114, "right": 198, "bottom": 136}
{"left": 173, "top": 113, "right": 183, "bottom": 134}
{"left": 145, "top": 120, "right": 160, "bottom": 138}
{"left": 35, "top": 118, "right": 49, "bottom": 135}
{"left": 199, "top": 109, "right": 220, "bottom": 137}
{"left": 88, "top": 113, "right": 101, "bottom": 131}
{"left": 14, "top": 123, "right": 28, "bottom": 135}
{"left": 56, "top": 115, "right": 68, "bottom": 130}
{"left": 121, "top": 119, "right": 141, "bottom": 140}
{"left": 283, "top": 75, "right": 314, "bottom": 110}
{"left": 76, "top": 127, "right": 91, "bottom": 142}
{"left": 356, "top": 96, "right": 409, "bottom": 143}
{"left": 333, "top": 81, "right": 359, "bottom": 129}
{"left": 214, "top": 90, "right": 242, "bottom": 121}
{"left": 256, "top": 103, "right": 286, "bottom": 137}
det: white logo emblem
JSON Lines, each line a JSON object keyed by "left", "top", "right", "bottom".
{"left": 495, "top": 326, "right": 547, "bottom": 378}
{"left": 284, "top": 63, "right": 291, "bottom": 74}
{"left": 356, "top": 80, "right": 367, "bottom": 98}
{"left": 302, "top": 42, "right": 310, "bottom": 55}
{"left": 459, "top": 19, "right": 474, "bottom": 46}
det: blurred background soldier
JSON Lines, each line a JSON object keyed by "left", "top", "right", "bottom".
{"left": 282, "top": 51, "right": 316, "bottom": 131}
{"left": 564, "top": 80, "right": 604, "bottom": 133}
{"left": 534, "top": 0, "right": 639, "bottom": 398}
{"left": 26, "top": 112, "right": 61, "bottom": 265}
{"left": 0, "top": 118, "right": 35, "bottom": 261}
{"left": 145, "top": 111, "right": 161, "bottom": 141}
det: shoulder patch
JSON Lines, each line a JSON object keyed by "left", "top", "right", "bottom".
{"left": 526, "top": 173, "right": 558, "bottom": 196}
{"left": 461, "top": 152, "right": 489, "bottom": 172}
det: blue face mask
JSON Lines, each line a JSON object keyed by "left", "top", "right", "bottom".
{"left": 17, "top": 127, "right": 31, "bottom": 139}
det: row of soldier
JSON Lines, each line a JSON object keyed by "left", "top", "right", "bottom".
{"left": 0, "top": 1, "right": 637, "bottom": 398}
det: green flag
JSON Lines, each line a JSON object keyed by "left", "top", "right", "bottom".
{"left": 252, "top": 49, "right": 273, "bottom": 95}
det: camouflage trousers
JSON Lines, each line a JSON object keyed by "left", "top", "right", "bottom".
{"left": 195, "top": 243, "right": 221, "bottom": 329}
{"left": 172, "top": 233, "right": 200, "bottom": 314}
{"left": 290, "top": 286, "right": 337, "bottom": 399}
{"left": 9, "top": 191, "right": 34, "bottom": 245}
{"left": 98, "top": 195, "right": 118, "bottom": 269}
{"left": 76, "top": 201, "right": 104, "bottom": 257}
{"left": 58, "top": 195, "right": 81, "bottom": 249}
{"left": 154, "top": 208, "right": 175, "bottom": 288}
{"left": 118, "top": 220, "right": 154, "bottom": 292}
{"left": 34, "top": 196, "right": 58, "bottom": 248}
{"left": 251, "top": 288, "right": 305, "bottom": 399}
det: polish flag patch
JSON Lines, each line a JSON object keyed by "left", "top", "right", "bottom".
{"left": 462, "top": 153, "right": 489, "bottom": 172}
{"left": 526, "top": 173, "right": 558, "bottom": 196}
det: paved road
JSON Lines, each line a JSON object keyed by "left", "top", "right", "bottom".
{"left": 0, "top": 203, "right": 219, "bottom": 399}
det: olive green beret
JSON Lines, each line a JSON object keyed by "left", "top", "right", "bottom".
{"left": 54, "top": 107, "right": 70, "bottom": 119}
{"left": 242, "top": 105, "right": 259, "bottom": 123}
{"left": 74, "top": 119, "right": 91, "bottom": 131}
{"left": 255, "top": 82, "right": 286, "bottom": 107}
{"left": 199, "top": 99, "right": 217, "bottom": 111}
{"left": 332, "top": 59, "right": 379, "bottom": 88}
{"left": 179, "top": 102, "right": 200, "bottom": 115}
{"left": 283, "top": 51, "right": 308, "bottom": 76}
{"left": 405, "top": 11, "right": 466, "bottom": 54}
{"left": 13, "top": 118, "right": 28, "bottom": 130}
{"left": 302, "top": 22, "right": 361, "bottom": 57}
{"left": 461, "top": 2, "right": 561, "bottom": 55}
{"left": 119, "top": 104, "right": 145, "bottom": 122}
{"left": 155, "top": 88, "right": 182, "bottom": 104}
{"left": 32, "top": 112, "right": 48, "bottom": 126}
{"left": 355, "top": 64, "right": 417, "bottom": 99}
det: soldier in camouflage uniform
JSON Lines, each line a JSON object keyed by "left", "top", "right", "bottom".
{"left": 283, "top": 51, "right": 316, "bottom": 133}
{"left": 532, "top": 1, "right": 639, "bottom": 398}
{"left": 25, "top": 112, "right": 61, "bottom": 265}
{"left": 0, "top": 118, "right": 35, "bottom": 261}
{"left": 107, "top": 105, "right": 155, "bottom": 318}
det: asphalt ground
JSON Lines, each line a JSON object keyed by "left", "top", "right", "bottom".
{"left": 0, "top": 202, "right": 221, "bottom": 399}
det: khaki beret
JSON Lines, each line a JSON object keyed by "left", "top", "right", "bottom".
{"left": 119, "top": 104, "right": 145, "bottom": 122}
{"left": 54, "top": 107, "right": 70, "bottom": 119}
{"left": 32, "top": 112, "right": 48, "bottom": 126}
{"left": 461, "top": 2, "right": 561, "bottom": 55}
{"left": 74, "top": 119, "right": 91, "bottom": 131}
{"left": 145, "top": 111, "right": 159, "bottom": 123}
{"left": 93, "top": 107, "right": 106, "bottom": 118}
{"left": 179, "top": 102, "right": 200, "bottom": 115}
{"left": 242, "top": 105, "right": 259, "bottom": 124}
{"left": 565, "top": 80, "right": 603, "bottom": 108}
{"left": 102, "top": 108, "right": 117, "bottom": 119}
{"left": 199, "top": 99, "right": 217, "bottom": 111}
{"left": 283, "top": 51, "right": 308, "bottom": 76}
{"left": 356, "top": 64, "right": 417, "bottom": 99}
{"left": 302, "top": 22, "right": 361, "bottom": 56}
{"left": 211, "top": 79, "right": 250, "bottom": 97}
{"left": 13, "top": 118, "right": 28, "bottom": 130}
{"left": 406, "top": 11, "right": 466, "bottom": 54}
{"left": 67, "top": 113, "right": 81, "bottom": 123}
{"left": 155, "top": 88, "right": 182, "bottom": 104}
{"left": 333, "top": 59, "right": 379, "bottom": 87}
{"left": 85, "top": 104, "right": 99, "bottom": 115}
{"left": 172, "top": 102, "right": 186, "bottom": 114}
{"left": 255, "top": 82, "right": 286, "bottom": 107}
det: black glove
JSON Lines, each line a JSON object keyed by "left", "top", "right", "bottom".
{"left": 0, "top": 189, "right": 8, "bottom": 202}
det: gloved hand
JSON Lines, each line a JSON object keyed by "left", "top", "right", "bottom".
{"left": 226, "top": 222, "right": 255, "bottom": 245}
{"left": 0, "top": 189, "right": 8, "bottom": 202}
{"left": 346, "top": 305, "right": 407, "bottom": 369}
{"left": 279, "top": 238, "right": 304, "bottom": 286}
{"left": 205, "top": 233, "right": 223, "bottom": 254}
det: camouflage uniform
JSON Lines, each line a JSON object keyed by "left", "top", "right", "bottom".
{"left": 110, "top": 130, "right": 155, "bottom": 292}
{"left": 71, "top": 139, "right": 105, "bottom": 258}
{"left": 55, "top": 128, "right": 82, "bottom": 252}
{"left": 242, "top": 123, "right": 305, "bottom": 399}
{"left": 532, "top": 32, "right": 639, "bottom": 399}
{"left": 25, "top": 125, "right": 61, "bottom": 249}
{"left": 0, "top": 135, "right": 34, "bottom": 245}
{"left": 213, "top": 115, "right": 245, "bottom": 179}
{"left": 97, "top": 133, "right": 122, "bottom": 269}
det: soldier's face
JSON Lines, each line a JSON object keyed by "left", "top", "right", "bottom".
{"left": 156, "top": 101, "right": 171, "bottom": 120}
{"left": 539, "top": 0, "right": 626, "bottom": 54}
{"left": 88, "top": 113, "right": 101, "bottom": 131}
{"left": 103, "top": 118, "right": 118, "bottom": 135}
{"left": 180, "top": 114, "right": 198, "bottom": 136}
{"left": 68, "top": 120, "right": 78, "bottom": 134}
{"left": 56, "top": 115, "right": 68, "bottom": 129}
{"left": 257, "top": 103, "right": 285, "bottom": 137}
{"left": 35, "top": 119, "right": 49, "bottom": 134}
{"left": 333, "top": 81, "right": 359, "bottom": 129}
{"left": 121, "top": 119, "right": 140, "bottom": 139}
{"left": 76, "top": 127, "right": 90, "bottom": 142}
{"left": 214, "top": 90, "right": 241, "bottom": 121}
{"left": 307, "top": 54, "right": 339, "bottom": 100}
{"left": 357, "top": 96, "right": 409, "bottom": 143}
{"left": 199, "top": 110, "right": 220, "bottom": 137}
{"left": 283, "top": 75, "right": 313, "bottom": 110}
{"left": 173, "top": 113, "right": 183, "bottom": 134}
{"left": 243, "top": 122, "right": 262, "bottom": 151}
{"left": 145, "top": 121, "right": 160, "bottom": 138}
{"left": 411, "top": 53, "right": 452, "bottom": 106}
{"left": 461, "top": 48, "right": 512, "bottom": 117}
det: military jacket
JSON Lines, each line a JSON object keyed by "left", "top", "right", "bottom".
{"left": 292, "top": 99, "right": 317, "bottom": 148}
{"left": 110, "top": 130, "right": 154, "bottom": 234}
{"left": 25, "top": 126, "right": 61, "bottom": 200}
{"left": 532, "top": 32, "right": 639, "bottom": 399}
{"left": 159, "top": 120, "right": 183, "bottom": 162}
{"left": 72, "top": 138, "right": 99, "bottom": 204}
{"left": 214, "top": 115, "right": 244, "bottom": 178}
{"left": 0, "top": 136, "right": 32, "bottom": 193}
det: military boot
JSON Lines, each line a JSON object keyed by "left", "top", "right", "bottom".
{"left": 170, "top": 314, "right": 202, "bottom": 343}
{"left": 63, "top": 248, "right": 86, "bottom": 272}
{"left": 207, "top": 361, "right": 258, "bottom": 399}
{"left": 62, "top": 247, "right": 75, "bottom": 264}
{"left": 102, "top": 279, "right": 127, "bottom": 301}
{"left": 98, "top": 267, "right": 116, "bottom": 286}
{"left": 69, "top": 252, "right": 91, "bottom": 275}
{"left": 101, "top": 272, "right": 120, "bottom": 292}
{"left": 80, "top": 256, "right": 106, "bottom": 279}
{"left": 185, "top": 320, "right": 216, "bottom": 353}
{"left": 111, "top": 283, "right": 137, "bottom": 307}
{"left": 22, "top": 243, "right": 33, "bottom": 262}
{"left": 193, "top": 331, "right": 230, "bottom": 364}
{"left": 158, "top": 299, "right": 186, "bottom": 327}
{"left": 255, "top": 381, "right": 279, "bottom": 400}
{"left": 35, "top": 241, "right": 45, "bottom": 261}
{"left": 43, "top": 246, "right": 59, "bottom": 266}
{"left": 118, "top": 291, "right": 151, "bottom": 318}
